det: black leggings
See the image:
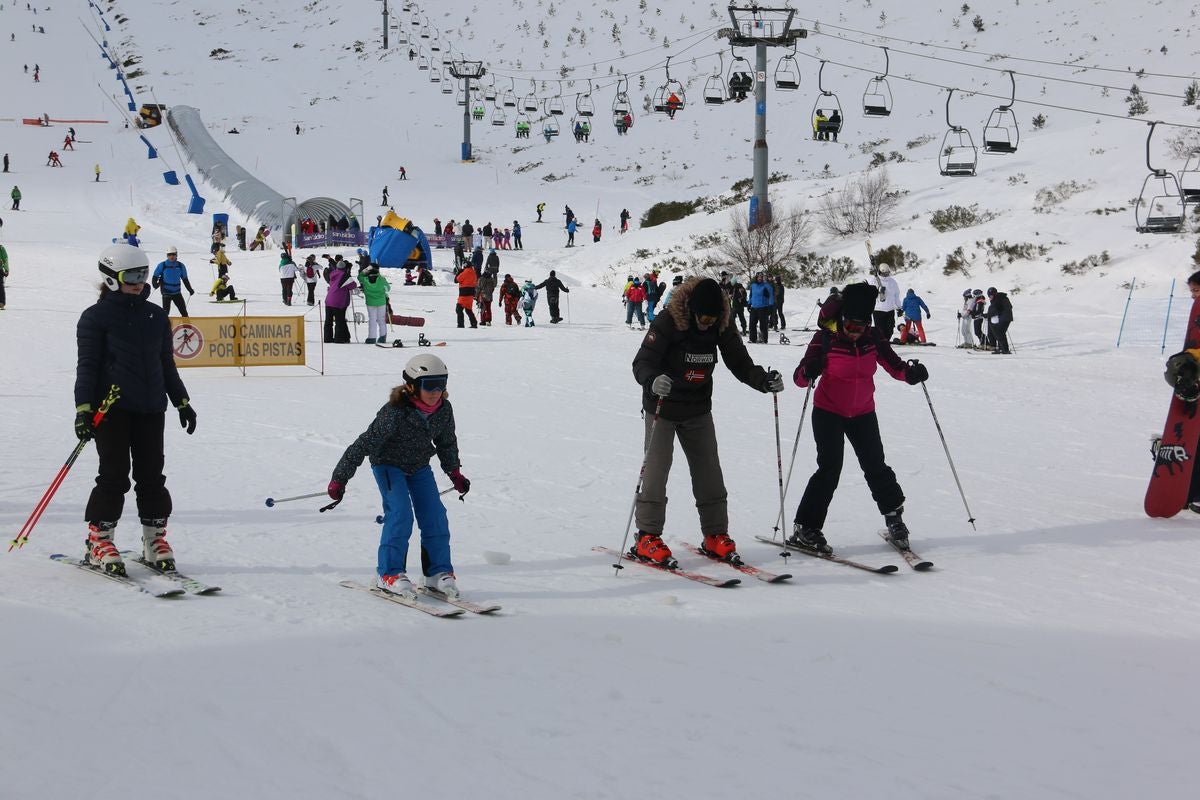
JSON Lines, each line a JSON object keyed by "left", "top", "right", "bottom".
{"left": 796, "top": 407, "right": 904, "bottom": 530}
{"left": 85, "top": 408, "right": 171, "bottom": 523}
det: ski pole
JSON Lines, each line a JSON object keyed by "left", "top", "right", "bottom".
{"left": 771, "top": 386, "right": 790, "bottom": 564}
{"left": 10, "top": 384, "right": 120, "bottom": 551}
{"left": 613, "top": 395, "right": 664, "bottom": 575}
{"left": 265, "top": 491, "right": 327, "bottom": 507}
{"left": 910, "top": 360, "right": 976, "bottom": 529}
{"left": 802, "top": 299, "right": 819, "bottom": 331}
{"left": 772, "top": 380, "right": 813, "bottom": 540}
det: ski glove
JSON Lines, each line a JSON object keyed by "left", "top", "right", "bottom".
{"left": 762, "top": 370, "right": 785, "bottom": 393}
{"left": 450, "top": 468, "right": 471, "bottom": 496}
{"left": 651, "top": 374, "right": 673, "bottom": 398}
{"left": 74, "top": 405, "right": 94, "bottom": 442}
{"left": 802, "top": 355, "right": 825, "bottom": 381}
{"left": 176, "top": 400, "right": 197, "bottom": 435}
{"left": 327, "top": 480, "right": 345, "bottom": 501}
{"left": 905, "top": 362, "right": 929, "bottom": 385}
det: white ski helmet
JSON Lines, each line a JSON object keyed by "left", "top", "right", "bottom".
{"left": 98, "top": 243, "right": 150, "bottom": 291}
{"left": 403, "top": 353, "right": 448, "bottom": 385}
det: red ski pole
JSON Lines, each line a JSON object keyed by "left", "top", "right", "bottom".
{"left": 9, "top": 384, "right": 121, "bottom": 551}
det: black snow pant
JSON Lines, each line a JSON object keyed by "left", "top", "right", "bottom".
{"left": 795, "top": 408, "right": 904, "bottom": 531}
{"left": 85, "top": 408, "right": 171, "bottom": 523}
{"left": 0, "top": 271, "right": 6, "bottom": 306}
{"left": 972, "top": 317, "right": 985, "bottom": 347}
{"left": 872, "top": 310, "right": 896, "bottom": 337}
{"left": 748, "top": 306, "right": 770, "bottom": 343}
{"left": 992, "top": 320, "right": 1011, "bottom": 353}
{"left": 733, "top": 305, "right": 747, "bottom": 334}
{"left": 455, "top": 304, "right": 478, "bottom": 328}
{"left": 280, "top": 277, "right": 294, "bottom": 305}
{"left": 161, "top": 291, "right": 189, "bottom": 317}
{"left": 547, "top": 295, "right": 561, "bottom": 322}
{"left": 305, "top": 281, "right": 317, "bottom": 305}
{"left": 325, "top": 306, "right": 350, "bottom": 343}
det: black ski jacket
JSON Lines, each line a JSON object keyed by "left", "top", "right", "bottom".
{"left": 534, "top": 275, "right": 570, "bottom": 299}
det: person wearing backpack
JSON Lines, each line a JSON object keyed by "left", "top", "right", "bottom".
{"left": 499, "top": 274, "right": 522, "bottom": 325}
{"left": 302, "top": 255, "right": 319, "bottom": 306}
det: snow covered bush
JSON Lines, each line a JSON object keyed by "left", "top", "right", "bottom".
{"left": 929, "top": 204, "right": 998, "bottom": 232}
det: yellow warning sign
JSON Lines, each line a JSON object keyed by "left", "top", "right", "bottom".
{"left": 169, "top": 316, "right": 306, "bottom": 368}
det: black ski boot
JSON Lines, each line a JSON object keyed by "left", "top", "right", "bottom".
{"left": 884, "top": 507, "right": 911, "bottom": 550}
{"left": 788, "top": 523, "right": 832, "bottom": 555}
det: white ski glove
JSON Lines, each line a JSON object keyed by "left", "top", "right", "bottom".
{"left": 651, "top": 374, "right": 673, "bottom": 397}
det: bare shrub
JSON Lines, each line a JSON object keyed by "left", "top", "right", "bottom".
{"left": 718, "top": 202, "right": 814, "bottom": 285}
{"left": 817, "top": 169, "right": 901, "bottom": 237}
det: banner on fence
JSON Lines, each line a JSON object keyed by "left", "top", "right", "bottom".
{"left": 169, "top": 316, "right": 305, "bottom": 368}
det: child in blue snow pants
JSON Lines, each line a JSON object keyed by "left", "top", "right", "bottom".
{"left": 373, "top": 464, "right": 452, "bottom": 577}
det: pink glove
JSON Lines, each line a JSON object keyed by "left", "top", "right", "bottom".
{"left": 449, "top": 469, "right": 471, "bottom": 496}
{"left": 327, "top": 480, "right": 345, "bottom": 501}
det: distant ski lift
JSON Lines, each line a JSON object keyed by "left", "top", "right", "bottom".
{"left": 862, "top": 47, "right": 892, "bottom": 117}
{"left": 429, "top": 67, "right": 441, "bottom": 83}
{"left": 430, "top": 39, "right": 441, "bottom": 53}
{"left": 612, "top": 76, "right": 634, "bottom": 131}
{"left": 727, "top": 51, "right": 753, "bottom": 102}
{"left": 484, "top": 78, "right": 497, "bottom": 102}
{"left": 491, "top": 105, "right": 507, "bottom": 127}
{"left": 441, "top": 69, "right": 454, "bottom": 93}
{"left": 543, "top": 116, "right": 561, "bottom": 137}
{"left": 545, "top": 84, "right": 565, "bottom": 116}
{"left": 939, "top": 90, "right": 977, "bottom": 177}
{"left": 704, "top": 52, "right": 727, "bottom": 105}
{"left": 577, "top": 82, "right": 595, "bottom": 117}
{"left": 810, "top": 61, "right": 842, "bottom": 140}
{"left": 664, "top": 57, "right": 686, "bottom": 114}
{"left": 417, "top": 56, "right": 430, "bottom": 71}
{"left": 774, "top": 47, "right": 800, "bottom": 91}
{"left": 1136, "top": 121, "right": 1185, "bottom": 233}
{"left": 419, "top": 25, "right": 430, "bottom": 39}
{"left": 398, "top": 30, "right": 409, "bottom": 45}
{"left": 982, "top": 72, "right": 1019, "bottom": 154}
{"left": 522, "top": 81, "right": 540, "bottom": 113}
{"left": 410, "top": 13, "right": 420, "bottom": 26}
{"left": 1180, "top": 150, "right": 1200, "bottom": 206}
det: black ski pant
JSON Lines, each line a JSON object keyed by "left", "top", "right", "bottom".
{"left": 992, "top": 320, "right": 1011, "bottom": 353}
{"left": 872, "top": 310, "right": 896, "bottom": 336}
{"left": 325, "top": 305, "right": 350, "bottom": 343}
{"left": 733, "top": 306, "right": 747, "bottom": 334}
{"left": 161, "top": 291, "right": 189, "bottom": 317}
{"left": 455, "top": 304, "right": 478, "bottom": 328}
{"left": 305, "top": 281, "right": 316, "bottom": 305}
{"left": 547, "top": 295, "right": 561, "bottom": 322}
{"left": 748, "top": 306, "right": 770, "bottom": 343}
{"left": 776, "top": 302, "right": 786, "bottom": 329}
{"left": 796, "top": 407, "right": 904, "bottom": 531}
{"left": 0, "top": 271, "right": 6, "bottom": 306}
{"left": 280, "top": 277, "right": 294, "bottom": 305}
{"left": 85, "top": 408, "right": 171, "bottom": 523}
{"left": 973, "top": 317, "right": 985, "bottom": 346}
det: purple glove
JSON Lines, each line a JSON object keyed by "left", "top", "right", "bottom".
{"left": 327, "top": 480, "right": 345, "bottom": 501}
{"left": 449, "top": 468, "right": 471, "bottom": 496}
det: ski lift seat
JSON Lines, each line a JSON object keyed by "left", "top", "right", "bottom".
{"left": 1138, "top": 215, "right": 1184, "bottom": 233}
{"left": 863, "top": 104, "right": 890, "bottom": 117}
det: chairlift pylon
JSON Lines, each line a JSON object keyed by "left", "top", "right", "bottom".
{"left": 939, "top": 89, "right": 978, "bottom": 177}
{"left": 862, "top": 47, "right": 893, "bottom": 118}
{"left": 982, "top": 71, "right": 1020, "bottom": 154}
{"left": 1136, "top": 120, "right": 1185, "bottom": 233}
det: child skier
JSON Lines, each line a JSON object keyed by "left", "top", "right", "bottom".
{"left": 360, "top": 265, "right": 391, "bottom": 344}
{"left": 500, "top": 274, "right": 522, "bottom": 325}
{"left": 790, "top": 282, "right": 929, "bottom": 554}
{"left": 327, "top": 354, "right": 471, "bottom": 599}
{"left": 521, "top": 279, "right": 538, "bottom": 327}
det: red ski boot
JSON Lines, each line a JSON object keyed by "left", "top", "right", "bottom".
{"left": 634, "top": 532, "right": 676, "bottom": 567}
{"left": 702, "top": 532, "right": 739, "bottom": 561}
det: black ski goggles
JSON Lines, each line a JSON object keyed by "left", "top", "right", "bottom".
{"left": 842, "top": 319, "right": 869, "bottom": 335}
{"left": 119, "top": 267, "right": 149, "bottom": 284}
{"left": 414, "top": 376, "right": 447, "bottom": 393}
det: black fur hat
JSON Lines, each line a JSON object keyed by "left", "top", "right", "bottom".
{"left": 840, "top": 281, "right": 879, "bottom": 322}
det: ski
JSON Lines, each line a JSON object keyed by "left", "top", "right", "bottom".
{"left": 49, "top": 554, "right": 185, "bottom": 598}
{"left": 592, "top": 546, "right": 740, "bottom": 587}
{"left": 339, "top": 580, "right": 465, "bottom": 617}
{"left": 677, "top": 541, "right": 792, "bottom": 583}
{"left": 120, "top": 551, "right": 223, "bottom": 594}
{"left": 416, "top": 587, "right": 501, "bottom": 614}
{"left": 875, "top": 531, "right": 934, "bottom": 571}
{"left": 753, "top": 536, "right": 899, "bottom": 574}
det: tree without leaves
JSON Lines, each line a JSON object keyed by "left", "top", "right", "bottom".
{"left": 717, "top": 202, "right": 813, "bottom": 285}
{"left": 817, "top": 169, "right": 900, "bottom": 237}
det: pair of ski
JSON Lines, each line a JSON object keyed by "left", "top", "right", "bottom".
{"left": 754, "top": 532, "right": 933, "bottom": 573}
{"left": 50, "top": 553, "right": 222, "bottom": 598}
{"left": 594, "top": 542, "right": 792, "bottom": 588}
{"left": 340, "top": 580, "right": 501, "bottom": 618}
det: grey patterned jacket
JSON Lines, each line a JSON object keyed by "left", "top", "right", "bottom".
{"left": 333, "top": 398, "right": 460, "bottom": 483}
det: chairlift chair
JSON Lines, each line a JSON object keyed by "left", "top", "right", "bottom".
{"left": 522, "top": 81, "right": 540, "bottom": 113}
{"left": 491, "top": 105, "right": 507, "bottom": 127}
{"left": 727, "top": 50, "right": 753, "bottom": 102}
{"left": 703, "top": 75, "right": 728, "bottom": 105}
{"left": 862, "top": 48, "right": 893, "bottom": 117}
{"left": 417, "top": 56, "right": 429, "bottom": 71}
{"left": 429, "top": 67, "right": 441, "bottom": 83}
{"left": 457, "top": 88, "right": 468, "bottom": 107}
{"left": 502, "top": 79, "right": 518, "bottom": 108}
{"left": 419, "top": 25, "right": 430, "bottom": 39}
{"left": 774, "top": 49, "right": 800, "bottom": 91}
{"left": 546, "top": 95, "right": 565, "bottom": 116}
{"left": 484, "top": 78, "right": 497, "bottom": 102}
{"left": 577, "top": 82, "right": 595, "bottom": 117}
{"left": 982, "top": 71, "right": 1020, "bottom": 154}
{"left": 430, "top": 39, "right": 441, "bottom": 53}
{"left": 651, "top": 85, "right": 667, "bottom": 113}
{"left": 1179, "top": 150, "right": 1200, "bottom": 206}
{"left": 663, "top": 57, "right": 686, "bottom": 114}
{"left": 1136, "top": 121, "right": 1185, "bottom": 233}
{"left": 441, "top": 69, "right": 454, "bottom": 93}
{"left": 938, "top": 91, "right": 977, "bottom": 176}
{"left": 410, "top": 13, "right": 420, "bottom": 26}
{"left": 810, "top": 62, "right": 843, "bottom": 140}
{"left": 543, "top": 116, "right": 561, "bottom": 137}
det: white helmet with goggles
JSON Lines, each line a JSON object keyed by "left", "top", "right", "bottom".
{"left": 98, "top": 243, "right": 150, "bottom": 291}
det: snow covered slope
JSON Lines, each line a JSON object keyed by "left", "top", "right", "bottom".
{"left": 0, "top": 2, "right": 1198, "bottom": 799}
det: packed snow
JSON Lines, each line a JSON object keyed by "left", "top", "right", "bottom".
{"left": 1, "top": 1, "right": 1198, "bottom": 798}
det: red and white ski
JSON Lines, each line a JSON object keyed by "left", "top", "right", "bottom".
{"left": 592, "top": 546, "right": 740, "bottom": 587}
{"left": 676, "top": 541, "right": 792, "bottom": 583}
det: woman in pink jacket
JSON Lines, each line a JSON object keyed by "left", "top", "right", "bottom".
{"left": 789, "top": 282, "right": 929, "bottom": 554}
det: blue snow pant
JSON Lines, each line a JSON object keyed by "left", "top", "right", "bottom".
{"left": 372, "top": 464, "right": 453, "bottom": 578}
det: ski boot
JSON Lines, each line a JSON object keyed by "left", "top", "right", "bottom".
{"left": 701, "top": 532, "right": 741, "bottom": 564}
{"left": 376, "top": 573, "right": 417, "bottom": 600}
{"left": 140, "top": 517, "right": 176, "bottom": 572}
{"left": 633, "top": 531, "right": 677, "bottom": 568}
{"left": 884, "top": 507, "right": 911, "bottom": 550}
{"left": 391, "top": 339, "right": 405, "bottom": 348}
{"left": 788, "top": 523, "right": 832, "bottom": 555}
{"left": 85, "top": 521, "right": 126, "bottom": 576}
{"left": 426, "top": 572, "right": 460, "bottom": 598}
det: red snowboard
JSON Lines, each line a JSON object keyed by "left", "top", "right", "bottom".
{"left": 1145, "top": 297, "right": 1200, "bottom": 517}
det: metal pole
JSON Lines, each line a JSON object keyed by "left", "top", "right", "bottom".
{"left": 1161, "top": 278, "right": 1176, "bottom": 354}
{"left": 462, "top": 75, "right": 472, "bottom": 161}
{"left": 382, "top": 0, "right": 388, "bottom": 50}
{"left": 750, "top": 41, "right": 771, "bottom": 229}
{"left": 1116, "top": 276, "right": 1136, "bottom": 348}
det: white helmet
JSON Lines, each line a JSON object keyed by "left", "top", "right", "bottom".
{"left": 98, "top": 243, "right": 150, "bottom": 291}
{"left": 403, "top": 354, "right": 448, "bottom": 385}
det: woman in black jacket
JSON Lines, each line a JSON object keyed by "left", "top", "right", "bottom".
{"left": 74, "top": 244, "right": 197, "bottom": 577}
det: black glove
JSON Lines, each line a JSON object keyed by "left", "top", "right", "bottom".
{"left": 905, "top": 362, "right": 929, "bottom": 385}
{"left": 177, "top": 401, "right": 197, "bottom": 434}
{"left": 802, "top": 355, "right": 825, "bottom": 381}
{"left": 74, "top": 407, "right": 94, "bottom": 442}
{"left": 762, "top": 369, "right": 785, "bottom": 393}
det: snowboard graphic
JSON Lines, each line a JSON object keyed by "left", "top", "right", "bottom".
{"left": 1145, "top": 297, "right": 1200, "bottom": 517}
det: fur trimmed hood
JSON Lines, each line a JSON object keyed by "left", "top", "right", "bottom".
{"left": 664, "top": 277, "right": 732, "bottom": 333}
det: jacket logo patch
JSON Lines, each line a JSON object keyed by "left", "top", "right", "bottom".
{"left": 645, "top": 332, "right": 657, "bottom": 343}
{"left": 683, "top": 369, "right": 707, "bottom": 383}
{"left": 684, "top": 353, "right": 715, "bottom": 364}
